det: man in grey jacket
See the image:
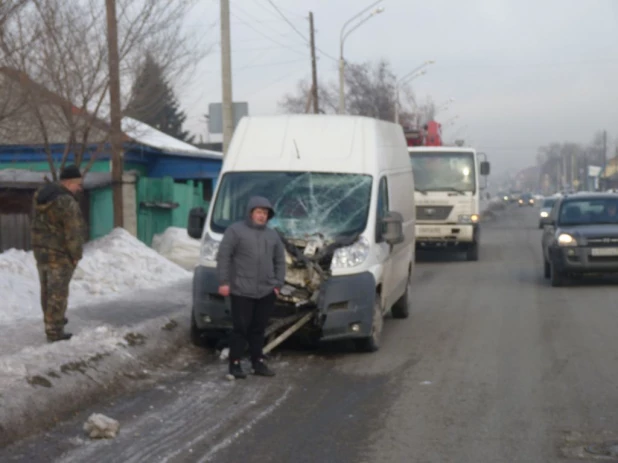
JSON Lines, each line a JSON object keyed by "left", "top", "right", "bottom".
{"left": 217, "top": 196, "right": 286, "bottom": 379}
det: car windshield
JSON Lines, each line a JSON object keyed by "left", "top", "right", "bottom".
{"left": 542, "top": 198, "right": 556, "bottom": 208}
{"left": 558, "top": 198, "right": 618, "bottom": 226}
{"left": 409, "top": 151, "right": 476, "bottom": 193}
{"left": 210, "top": 171, "right": 373, "bottom": 239}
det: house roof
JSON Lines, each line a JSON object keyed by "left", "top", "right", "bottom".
{"left": 0, "top": 169, "right": 116, "bottom": 190}
{"left": 0, "top": 68, "right": 221, "bottom": 160}
{"left": 122, "top": 117, "right": 221, "bottom": 159}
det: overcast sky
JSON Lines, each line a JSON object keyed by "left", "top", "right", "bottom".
{"left": 178, "top": 0, "right": 618, "bottom": 176}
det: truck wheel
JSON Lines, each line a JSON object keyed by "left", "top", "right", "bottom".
{"left": 466, "top": 242, "right": 479, "bottom": 261}
{"left": 391, "top": 273, "right": 411, "bottom": 319}
{"left": 543, "top": 259, "right": 551, "bottom": 279}
{"left": 550, "top": 261, "right": 566, "bottom": 287}
{"left": 355, "top": 294, "right": 383, "bottom": 353}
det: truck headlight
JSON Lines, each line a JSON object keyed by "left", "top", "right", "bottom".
{"left": 458, "top": 214, "right": 479, "bottom": 224}
{"left": 331, "top": 236, "right": 370, "bottom": 269}
{"left": 200, "top": 233, "right": 220, "bottom": 261}
{"left": 557, "top": 233, "right": 576, "bottom": 246}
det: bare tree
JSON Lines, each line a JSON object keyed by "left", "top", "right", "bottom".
{"left": 278, "top": 59, "right": 431, "bottom": 126}
{"left": 0, "top": 0, "right": 208, "bottom": 180}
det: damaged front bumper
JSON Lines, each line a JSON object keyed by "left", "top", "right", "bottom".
{"left": 191, "top": 266, "right": 376, "bottom": 342}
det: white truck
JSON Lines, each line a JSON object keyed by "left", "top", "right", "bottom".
{"left": 408, "top": 146, "right": 490, "bottom": 261}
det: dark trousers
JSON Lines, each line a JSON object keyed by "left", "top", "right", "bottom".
{"left": 229, "top": 292, "right": 275, "bottom": 364}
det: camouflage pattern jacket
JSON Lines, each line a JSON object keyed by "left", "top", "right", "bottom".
{"left": 31, "top": 183, "right": 85, "bottom": 266}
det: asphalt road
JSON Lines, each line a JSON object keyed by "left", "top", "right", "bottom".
{"left": 4, "top": 205, "right": 618, "bottom": 462}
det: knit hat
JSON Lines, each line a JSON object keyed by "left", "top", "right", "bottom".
{"left": 59, "top": 165, "right": 82, "bottom": 180}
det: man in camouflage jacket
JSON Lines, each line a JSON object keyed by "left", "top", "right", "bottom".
{"left": 31, "top": 165, "right": 85, "bottom": 342}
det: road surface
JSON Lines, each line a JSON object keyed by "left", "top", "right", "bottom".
{"left": 3, "top": 206, "right": 618, "bottom": 462}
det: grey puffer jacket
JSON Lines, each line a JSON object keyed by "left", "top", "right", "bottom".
{"left": 216, "top": 196, "right": 286, "bottom": 299}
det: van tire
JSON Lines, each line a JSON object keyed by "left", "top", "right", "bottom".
{"left": 191, "top": 314, "right": 218, "bottom": 348}
{"left": 466, "top": 242, "right": 479, "bottom": 261}
{"left": 355, "top": 294, "right": 383, "bottom": 353}
{"left": 391, "top": 274, "right": 411, "bottom": 319}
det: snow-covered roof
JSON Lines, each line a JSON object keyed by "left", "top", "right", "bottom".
{"left": 122, "top": 117, "right": 222, "bottom": 160}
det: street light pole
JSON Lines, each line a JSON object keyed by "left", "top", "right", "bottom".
{"left": 394, "top": 69, "right": 428, "bottom": 124}
{"left": 338, "top": 1, "right": 384, "bottom": 114}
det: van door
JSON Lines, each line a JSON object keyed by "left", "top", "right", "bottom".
{"left": 376, "top": 175, "right": 394, "bottom": 311}
{"left": 389, "top": 172, "right": 414, "bottom": 299}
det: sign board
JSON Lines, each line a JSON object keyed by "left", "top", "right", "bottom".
{"left": 208, "top": 102, "right": 249, "bottom": 134}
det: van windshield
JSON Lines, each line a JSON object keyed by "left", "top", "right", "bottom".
{"left": 409, "top": 151, "right": 476, "bottom": 193}
{"left": 210, "top": 171, "right": 373, "bottom": 239}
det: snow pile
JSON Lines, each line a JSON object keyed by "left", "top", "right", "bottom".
{"left": 0, "top": 228, "right": 191, "bottom": 324}
{"left": 151, "top": 227, "right": 201, "bottom": 270}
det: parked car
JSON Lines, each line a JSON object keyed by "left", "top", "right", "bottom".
{"left": 518, "top": 193, "right": 535, "bottom": 207}
{"left": 541, "top": 193, "right": 618, "bottom": 286}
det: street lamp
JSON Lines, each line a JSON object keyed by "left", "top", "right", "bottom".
{"left": 339, "top": 1, "right": 385, "bottom": 114}
{"left": 394, "top": 60, "right": 435, "bottom": 124}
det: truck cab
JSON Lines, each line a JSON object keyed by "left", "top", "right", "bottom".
{"left": 408, "top": 146, "right": 490, "bottom": 261}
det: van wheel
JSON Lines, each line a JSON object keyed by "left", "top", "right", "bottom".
{"left": 191, "top": 314, "right": 218, "bottom": 348}
{"left": 466, "top": 242, "right": 479, "bottom": 261}
{"left": 391, "top": 274, "right": 411, "bottom": 319}
{"left": 355, "top": 294, "right": 383, "bottom": 353}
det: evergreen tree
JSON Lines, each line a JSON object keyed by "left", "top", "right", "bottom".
{"left": 126, "top": 53, "right": 195, "bottom": 143}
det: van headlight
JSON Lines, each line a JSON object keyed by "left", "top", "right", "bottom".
{"left": 200, "top": 233, "right": 220, "bottom": 261}
{"left": 458, "top": 214, "right": 479, "bottom": 224}
{"left": 557, "top": 233, "right": 576, "bottom": 246}
{"left": 331, "top": 236, "right": 370, "bottom": 269}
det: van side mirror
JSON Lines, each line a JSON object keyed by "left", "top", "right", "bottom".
{"left": 188, "top": 207, "right": 207, "bottom": 239}
{"left": 382, "top": 211, "right": 405, "bottom": 246}
{"left": 480, "top": 161, "right": 490, "bottom": 176}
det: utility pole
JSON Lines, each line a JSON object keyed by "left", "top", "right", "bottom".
{"left": 220, "top": 0, "right": 234, "bottom": 157}
{"left": 309, "top": 12, "right": 319, "bottom": 114}
{"left": 105, "top": 0, "right": 123, "bottom": 228}
{"left": 603, "top": 129, "right": 608, "bottom": 167}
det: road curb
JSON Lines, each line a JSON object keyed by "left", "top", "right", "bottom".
{"left": 0, "top": 311, "right": 191, "bottom": 447}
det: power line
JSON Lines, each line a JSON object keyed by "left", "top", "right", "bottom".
{"left": 229, "top": 10, "right": 307, "bottom": 58}
{"left": 231, "top": 0, "right": 307, "bottom": 46}
{"left": 263, "top": 0, "right": 338, "bottom": 63}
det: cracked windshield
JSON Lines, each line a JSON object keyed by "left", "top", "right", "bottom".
{"left": 410, "top": 152, "right": 476, "bottom": 193}
{"left": 210, "top": 171, "right": 373, "bottom": 240}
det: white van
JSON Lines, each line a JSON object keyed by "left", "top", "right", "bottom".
{"left": 188, "top": 114, "right": 416, "bottom": 352}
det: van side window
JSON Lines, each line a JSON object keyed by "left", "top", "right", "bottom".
{"left": 376, "top": 176, "right": 389, "bottom": 242}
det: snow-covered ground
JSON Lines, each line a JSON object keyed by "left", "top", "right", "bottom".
{"left": 0, "top": 228, "right": 191, "bottom": 325}
{"left": 151, "top": 226, "right": 200, "bottom": 271}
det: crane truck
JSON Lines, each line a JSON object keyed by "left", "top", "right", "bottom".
{"left": 406, "top": 121, "right": 490, "bottom": 261}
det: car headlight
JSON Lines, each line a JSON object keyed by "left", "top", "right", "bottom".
{"left": 557, "top": 233, "right": 577, "bottom": 246}
{"left": 458, "top": 214, "right": 479, "bottom": 223}
{"left": 331, "top": 236, "right": 370, "bottom": 269}
{"left": 518, "top": 199, "right": 523, "bottom": 204}
{"left": 503, "top": 196, "right": 508, "bottom": 201}
{"left": 200, "top": 233, "right": 220, "bottom": 261}
{"left": 530, "top": 199, "right": 534, "bottom": 204}
{"left": 540, "top": 211, "right": 549, "bottom": 218}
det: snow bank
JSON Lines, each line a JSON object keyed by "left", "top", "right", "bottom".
{"left": 0, "top": 228, "right": 191, "bottom": 324}
{"left": 151, "top": 226, "right": 201, "bottom": 270}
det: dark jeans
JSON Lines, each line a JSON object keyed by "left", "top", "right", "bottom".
{"left": 229, "top": 292, "right": 276, "bottom": 364}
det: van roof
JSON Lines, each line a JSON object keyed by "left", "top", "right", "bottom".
{"left": 223, "top": 114, "right": 410, "bottom": 175}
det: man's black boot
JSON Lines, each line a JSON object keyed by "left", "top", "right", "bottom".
{"left": 47, "top": 332, "right": 73, "bottom": 343}
{"left": 252, "top": 358, "right": 275, "bottom": 377}
{"left": 229, "top": 361, "right": 247, "bottom": 379}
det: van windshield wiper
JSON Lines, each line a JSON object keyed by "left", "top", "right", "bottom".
{"left": 441, "top": 187, "right": 466, "bottom": 195}
{"left": 415, "top": 187, "right": 428, "bottom": 195}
